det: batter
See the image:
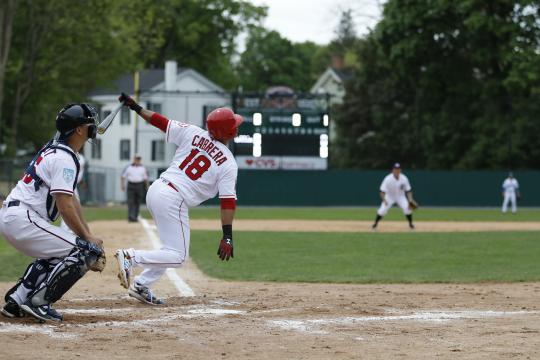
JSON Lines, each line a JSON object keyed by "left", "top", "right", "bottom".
{"left": 115, "top": 93, "right": 242, "bottom": 305}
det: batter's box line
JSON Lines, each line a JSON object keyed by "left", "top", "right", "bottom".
{"left": 138, "top": 216, "right": 196, "bottom": 297}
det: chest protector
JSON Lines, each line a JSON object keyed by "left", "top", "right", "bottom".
{"left": 23, "top": 140, "right": 80, "bottom": 222}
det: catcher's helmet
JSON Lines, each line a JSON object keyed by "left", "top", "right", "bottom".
{"left": 206, "top": 107, "right": 243, "bottom": 141}
{"left": 56, "top": 103, "right": 99, "bottom": 139}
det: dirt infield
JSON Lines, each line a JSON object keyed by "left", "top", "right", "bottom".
{"left": 0, "top": 220, "right": 539, "bottom": 359}
{"left": 190, "top": 219, "right": 540, "bottom": 232}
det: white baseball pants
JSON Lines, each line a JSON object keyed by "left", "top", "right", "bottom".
{"left": 0, "top": 204, "right": 77, "bottom": 259}
{"left": 128, "top": 178, "right": 190, "bottom": 288}
{"left": 377, "top": 196, "right": 412, "bottom": 216}
{"left": 502, "top": 193, "right": 517, "bottom": 213}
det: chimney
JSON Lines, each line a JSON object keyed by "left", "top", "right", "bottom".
{"left": 165, "top": 60, "right": 177, "bottom": 91}
{"left": 331, "top": 54, "right": 344, "bottom": 70}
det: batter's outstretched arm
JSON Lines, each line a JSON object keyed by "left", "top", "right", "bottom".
{"left": 118, "top": 93, "right": 169, "bottom": 132}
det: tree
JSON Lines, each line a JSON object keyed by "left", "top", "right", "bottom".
{"left": 237, "top": 27, "right": 323, "bottom": 92}
{"left": 142, "top": 0, "right": 267, "bottom": 90}
{"left": 3, "top": 0, "right": 137, "bottom": 153}
{"left": 0, "top": 0, "right": 16, "bottom": 148}
{"left": 335, "top": 0, "right": 540, "bottom": 169}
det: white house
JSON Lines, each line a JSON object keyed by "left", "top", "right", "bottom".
{"left": 85, "top": 60, "right": 230, "bottom": 203}
{"left": 310, "top": 68, "right": 353, "bottom": 105}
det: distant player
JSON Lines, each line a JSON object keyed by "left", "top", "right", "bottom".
{"left": 0, "top": 104, "right": 105, "bottom": 322}
{"left": 372, "top": 163, "right": 418, "bottom": 230}
{"left": 501, "top": 172, "right": 520, "bottom": 214}
{"left": 114, "top": 93, "right": 242, "bottom": 305}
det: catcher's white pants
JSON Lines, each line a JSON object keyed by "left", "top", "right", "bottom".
{"left": 0, "top": 203, "right": 77, "bottom": 259}
{"left": 129, "top": 178, "right": 190, "bottom": 288}
{"left": 502, "top": 192, "right": 517, "bottom": 213}
{"left": 377, "top": 196, "right": 412, "bottom": 216}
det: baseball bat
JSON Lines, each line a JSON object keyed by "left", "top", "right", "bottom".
{"left": 97, "top": 103, "right": 123, "bottom": 134}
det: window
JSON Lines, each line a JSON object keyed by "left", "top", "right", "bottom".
{"left": 147, "top": 102, "right": 162, "bottom": 113}
{"left": 151, "top": 140, "right": 165, "bottom": 161}
{"left": 120, "top": 107, "right": 130, "bottom": 125}
{"left": 91, "top": 139, "right": 102, "bottom": 159}
{"left": 120, "top": 139, "right": 130, "bottom": 160}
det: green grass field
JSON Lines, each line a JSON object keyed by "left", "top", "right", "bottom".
{"left": 189, "top": 231, "right": 540, "bottom": 283}
{"left": 0, "top": 206, "right": 538, "bottom": 283}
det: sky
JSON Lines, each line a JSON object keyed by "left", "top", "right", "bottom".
{"left": 245, "top": 0, "right": 384, "bottom": 45}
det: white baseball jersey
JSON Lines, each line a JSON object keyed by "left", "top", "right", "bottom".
{"left": 122, "top": 163, "right": 148, "bottom": 183}
{"left": 380, "top": 173, "right": 412, "bottom": 200}
{"left": 6, "top": 143, "right": 79, "bottom": 222}
{"left": 160, "top": 120, "right": 238, "bottom": 208}
{"left": 502, "top": 178, "right": 519, "bottom": 195}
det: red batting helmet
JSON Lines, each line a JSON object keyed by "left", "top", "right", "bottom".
{"left": 206, "top": 107, "right": 244, "bottom": 141}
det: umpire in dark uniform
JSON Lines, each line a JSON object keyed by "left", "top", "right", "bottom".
{"left": 121, "top": 155, "right": 149, "bottom": 222}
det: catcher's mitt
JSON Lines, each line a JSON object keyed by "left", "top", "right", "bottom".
{"left": 408, "top": 200, "right": 419, "bottom": 210}
{"left": 90, "top": 252, "right": 107, "bottom": 272}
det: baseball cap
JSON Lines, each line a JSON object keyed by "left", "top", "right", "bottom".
{"left": 134, "top": 154, "right": 142, "bottom": 159}
{"left": 393, "top": 163, "right": 401, "bottom": 169}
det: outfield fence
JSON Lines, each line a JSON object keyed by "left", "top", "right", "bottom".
{"left": 1, "top": 157, "right": 538, "bottom": 207}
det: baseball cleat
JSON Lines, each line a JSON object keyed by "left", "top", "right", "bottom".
{"left": 115, "top": 249, "right": 132, "bottom": 289}
{"left": 20, "top": 301, "right": 62, "bottom": 322}
{"left": 1, "top": 298, "right": 25, "bottom": 318}
{"left": 128, "top": 283, "right": 164, "bottom": 306}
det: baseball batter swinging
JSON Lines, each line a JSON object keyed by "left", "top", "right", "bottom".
{"left": 0, "top": 104, "right": 106, "bottom": 322}
{"left": 372, "top": 163, "right": 418, "bottom": 230}
{"left": 115, "top": 93, "right": 242, "bottom": 305}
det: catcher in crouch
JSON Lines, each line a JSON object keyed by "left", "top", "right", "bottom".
{"left": 115, "top": 93, "right": 241, "bottom": 305}
{"left": 372, "top": 163, "right": 418, "bottom": 230}
{"left": 0, "top": 104, "right": 106, "bottom": 323}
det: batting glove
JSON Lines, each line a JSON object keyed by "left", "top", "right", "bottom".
{"left": 118, "top": 92, "right": 142, "bottom": 113}
{"left": 217, "top": 238, "right": 234, "bottom": 261}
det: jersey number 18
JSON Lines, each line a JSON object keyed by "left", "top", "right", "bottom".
{"left": 179, "top": 149, "right": 211, "bottom": 180}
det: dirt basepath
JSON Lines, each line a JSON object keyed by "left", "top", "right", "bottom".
{"left": 0, "top": 220, "right": 539, "bottom": 360}
{"left": 191, "top": 219, "right": 540, "bottom": 232}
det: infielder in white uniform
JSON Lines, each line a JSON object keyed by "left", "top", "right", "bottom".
{"left": 372, "top": 163, "right": 418, "bottom": 230}
{"left": 0, "top": 104, "right": 105, "bottom": 322}
{"left": 115, "top": 93, "right": 243, "bottom": 305}
{"left": 501, "top": 172, "right": 520, "bottom": 214}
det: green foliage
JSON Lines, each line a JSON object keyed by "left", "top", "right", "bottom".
{"left": 143, "top": 0, "right": 266, "bottom": 90}
{"left": 237, "top": 27, "right": 323, "bottom": 92}
{"left": 0, "top": 0, "right": 267, "bottom": 153}
{"left": 190, "top": 230, "right": 540, "bottom": 283}
{"left": 335, "top": 0, "right": 540, "bottom": 169}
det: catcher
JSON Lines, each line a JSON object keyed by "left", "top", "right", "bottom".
{"left": 0, "top": 104, "right": 106, "bottom": 323}
{"left": 372, "top": 163, "right": 418, "bottom": 230}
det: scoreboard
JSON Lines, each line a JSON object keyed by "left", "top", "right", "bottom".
{"left": 230, "top": 89, "right": 330, "bottom": 170}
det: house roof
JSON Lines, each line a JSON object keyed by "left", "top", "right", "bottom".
{"left": 89, "top": 67, "right": 187, "bottom": 96}
{"left": 332, "top": 68, "right": 354, "bottom": 82}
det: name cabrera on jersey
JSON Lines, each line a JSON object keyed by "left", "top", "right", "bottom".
{"left": 161, "top": 120, "right": 238, "bottom": 207}
{"left": 6, "top": 143, "right": 79, "bottom": 221}
{"left": 380, "top": 173, "right": 412, "bottom": 200}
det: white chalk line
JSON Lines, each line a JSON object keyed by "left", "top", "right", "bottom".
{"left": 0, "top": 305, "right": 246, "bottom": 338}
{"left": 268, "top": 310, "right": 540, "bottom": 335}
{"left": 138, "top": 217, "right": 195, "bottom": 297}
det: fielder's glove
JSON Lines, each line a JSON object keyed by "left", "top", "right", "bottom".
{"left": 217, "top": 238, "right": 234, "bottom": 261}
{"left": 118, "top": 92, "right": 142, "bottom": 114}
{"left": 408, "top": 199, "right": 419, "bottom": 210}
